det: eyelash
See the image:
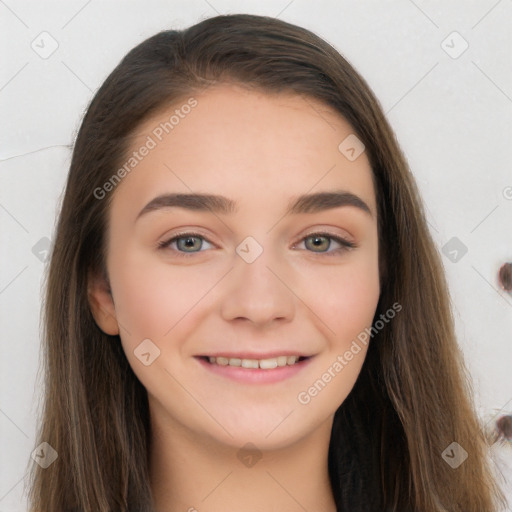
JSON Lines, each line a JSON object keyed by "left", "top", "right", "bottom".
{"left": 157, "top": 230, "right": 357, "bottom": 259}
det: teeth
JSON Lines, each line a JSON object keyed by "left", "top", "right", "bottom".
{"left": 207, "top": 355, "right": 303, "bottom": 369}
{"left": 260, "top": 358, "right": 278, "bottom": 369}
{"left": 277, "top": 356, "right": 288, "bottom": 367}
{"left": 241, "top": 359, "right": 259, "bottom": 369}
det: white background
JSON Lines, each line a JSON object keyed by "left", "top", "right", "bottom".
{"left": 1, "top": 0, "right": 511, "bottom": 510}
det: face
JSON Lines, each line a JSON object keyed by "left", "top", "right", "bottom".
{"left": 89, "top": 83, "right": 380, "bottom": 451}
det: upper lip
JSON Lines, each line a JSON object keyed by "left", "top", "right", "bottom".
{"left": 197, "top": 351, "right": 313, "bottom": 359}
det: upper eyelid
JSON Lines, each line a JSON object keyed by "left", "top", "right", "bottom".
{"left": 160, "top": 224, "right": 355, "bottom": 243}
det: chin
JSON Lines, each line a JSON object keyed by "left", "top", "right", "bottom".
{"left": 200, "top": 407, "right": 322, "bottom": 452}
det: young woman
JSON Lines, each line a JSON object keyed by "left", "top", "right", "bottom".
{"left": 26, "top": 13, "right": 506, "bottom": 512}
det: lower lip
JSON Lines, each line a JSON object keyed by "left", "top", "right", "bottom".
{"left": 195, "top": 356, "right": 313, "bottom": 384}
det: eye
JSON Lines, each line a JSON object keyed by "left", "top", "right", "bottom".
{"left": 157, "top": 230, "right": 357, "bottom": 258}
{"left": 295, "top": 232, "right": 357, "bottom": 256}
{"left": 157, "top": 232, "right": 214, "bottom": 258}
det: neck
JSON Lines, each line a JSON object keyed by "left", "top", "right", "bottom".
{"left": 148, "top": 408, "right": 338, "bottom": 512}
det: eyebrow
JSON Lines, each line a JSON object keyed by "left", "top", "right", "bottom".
{"left": 135, "top": 189, "right": 373, "bottom": 221}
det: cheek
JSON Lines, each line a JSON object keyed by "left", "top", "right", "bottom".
{"left": 302, "top": 256, "right": 380, "bottom": 349}
{"left": 294, "top": 263, "right": 379, "bottom": 414}
{"left": 108, "top": 248, "right": 214, "bottom": 341}
{"left": 109, "top": 238, "right": 380, "bottom": 349}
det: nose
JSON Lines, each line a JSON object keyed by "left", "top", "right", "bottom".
{"left": 220, "top": 247, "right": 295, "bottom": 327}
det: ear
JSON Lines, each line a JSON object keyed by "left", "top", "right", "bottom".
{"left": 87, "top": 269, "right": 120, "bottom": 336}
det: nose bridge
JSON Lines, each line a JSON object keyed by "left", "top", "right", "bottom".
{"left": 220, "top": 235, "right": 295, "bottom": 324}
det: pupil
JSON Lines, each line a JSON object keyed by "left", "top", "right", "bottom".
{"left": 180, "top": 237, "right": 199, "bottom": 251}
{"left": 309, "top": 235, "right": 328, "bottom": 251}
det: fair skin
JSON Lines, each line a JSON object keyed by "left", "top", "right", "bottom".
{"left": 88, "top": 83, "right": 380, "bottom": 512}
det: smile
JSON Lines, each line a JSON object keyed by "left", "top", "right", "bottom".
{"left": 205, "top": 355, "right": 308, "bottom": 369}
{"left": 195, "top": 354, "right": 313, "bottom": 384}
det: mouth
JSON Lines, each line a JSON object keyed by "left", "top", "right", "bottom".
{"left": 198, "top": 354, "right": 310, "bottom": 369}
{"left": 194, "top": 353, "right": 314, "bottom": 384}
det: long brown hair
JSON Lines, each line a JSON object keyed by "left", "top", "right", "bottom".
{"left": 26, "top": 13, "right": 506, "bottom": 511}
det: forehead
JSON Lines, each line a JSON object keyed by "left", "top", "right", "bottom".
{"left": 112, "top": 83, "right": 377, "bottom": 219}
